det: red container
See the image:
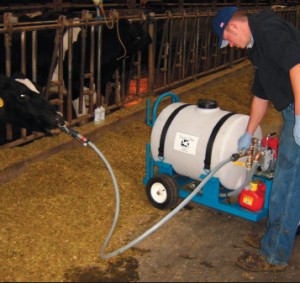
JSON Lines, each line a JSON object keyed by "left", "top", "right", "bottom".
{"left": 261, "top": 136, "right": 279, "bottom": 158}
{"left": 238, "top": 180, "right": 266, "bottom": 212}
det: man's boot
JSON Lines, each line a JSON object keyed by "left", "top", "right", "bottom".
{"left": 244, "top": 225, "right": 300, "bottom": 249}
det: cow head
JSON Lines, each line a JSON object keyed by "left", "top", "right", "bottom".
{"left": 118, "top": 19, "right": 152, "bottom": 58}
{"left": 0, "top": 73, "right": 65, "bottom": 134}
{"left": 128, "top": 20, "right": 152, "bottom": 54}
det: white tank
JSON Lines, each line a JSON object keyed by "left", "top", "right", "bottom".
{"left": 150, "top": 100, "right": 262, "bottom": 190}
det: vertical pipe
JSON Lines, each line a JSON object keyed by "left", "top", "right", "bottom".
{"left": 3, "top": 13, "right": 12, "bottom": 141}
{"left": 194, "top": 13, "right": 200, "bottom": 77}
{"left": 89, "top": 24, "right": 95, "bottom": 114}
{"left": 168, "top": 12, "right": 173, "bottom": 85}
{"left": 147, "top": 12, "right": 155, "bottom": 96}
{"left": 136, "top": 50, "right": 142, "bottom": 98}
{"left": 57, "top": 21, "right": 64, "bottom": 114}
{"left": 67, "top": 22, "right": 73, "bottom": 122}
{"left": 4, "top": 33, "right": 11, "bottom": 77}
{"left": 182, "top": 12, "right": 187, "bottom": 80}
{"left": 20, "top": 30, "right": 28, "bottom": 139}
{"left": 121, "top": 59, "right": 126, "bottom": 102}
{"left": 79, "top": 21, "right": 86, "bottom": 115}
{"left": 114, "top": 68, "right": 121, "bottom": 105}
{"left": 32, "top": 31, "right": 37, "bottom": 82}
{"left": 96, "top": 23, "right": 103, "bottom": 107}
{"left": 21, "top": 31, "right": 26, "bottom": 76}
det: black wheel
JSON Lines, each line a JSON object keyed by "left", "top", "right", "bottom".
{"left": 146, "top": 174, "right": 179, "bottom": 210}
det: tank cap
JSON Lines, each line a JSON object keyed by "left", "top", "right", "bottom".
{"left": 197, "top": 99, "right": 218, "bottom": 109}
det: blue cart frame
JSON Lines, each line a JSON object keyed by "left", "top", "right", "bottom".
{"left": 143, "top": 92, "right": 272, "bottom": 222}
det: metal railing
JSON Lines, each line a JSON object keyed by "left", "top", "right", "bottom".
{"left": 0, "top": 6, "right": 299, "bottom": 147}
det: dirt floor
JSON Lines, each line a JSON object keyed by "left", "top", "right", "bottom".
{"left": 0, "top": 60, "right": 299, "bottom": 282}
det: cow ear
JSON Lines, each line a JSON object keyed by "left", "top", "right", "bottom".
{"left": 12, "top": 72, "right": 43, "bottom": 94}
{"left": 0, "top": 74, "right": 10, "bottom": 90}
{"left": 11, "top": 72, "right": 26, "bottom": 80}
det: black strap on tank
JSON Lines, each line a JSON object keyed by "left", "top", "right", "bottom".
{"left": 204, "top": 112, "right": 236, "bottom": 171}
{"left": 158, "top": 104, "right": 191, "bottom": 159}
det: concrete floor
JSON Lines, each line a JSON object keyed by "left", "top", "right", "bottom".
{"left": 135, "top": 204, "right": 300, "bottom": 282}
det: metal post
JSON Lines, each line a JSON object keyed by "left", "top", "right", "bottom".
{"left": 147, "top": 12, "right": 155, "bottom": 96}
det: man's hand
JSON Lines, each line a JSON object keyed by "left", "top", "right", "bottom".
{"left": 237, "top": 132, "right": 252, "bottom": 154}
{"left": 293, "top": 115, "right": 300, "bottom": 146}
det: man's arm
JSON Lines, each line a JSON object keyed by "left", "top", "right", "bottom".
{"left": 289, "top": 63, "right": 300, "bottom": 146}
{"left": 237, "top": 96, "right": 269, "bottom": 153}
{"left": 290, "top": 63, "right": 300, "bottom": 115}
{"left": 246, "top": 96, "right": 269, "bottom": 135}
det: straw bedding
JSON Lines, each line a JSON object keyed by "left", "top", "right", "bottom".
{"left": 0, "top": 63, "right": 282, "bottom": 282}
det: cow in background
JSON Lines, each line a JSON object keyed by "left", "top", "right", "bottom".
{"left": 0, "top": 73, "right": 65, "bottom": 145}
{"left": 62, "top": 18, "right": 152, "bottom": 113}
{"left": 0, "top": 13, "right": 152, "bottom": 118}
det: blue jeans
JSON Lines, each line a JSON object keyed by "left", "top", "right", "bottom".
{"left": 260, "top": 103, "right": 300, "bottom": 266}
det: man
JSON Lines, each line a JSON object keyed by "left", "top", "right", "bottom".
{"left": 213, "top": 7, "right": 300, "bottom": 272}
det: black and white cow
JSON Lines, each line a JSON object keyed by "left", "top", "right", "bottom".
{"left": 0, "top": 73, "right": 64, "bottom": 135}
{"left": 0, "top": 13, "right": 152, "bottom": 117}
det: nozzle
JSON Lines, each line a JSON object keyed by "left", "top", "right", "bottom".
{"left": 231, "top": 153, "right": 241, "bottom": 162}
{"left": 58, "top": 124, "right": 89, "bottom": 146}
{"left": 56, "top": 112, "right": 66, "bottom": 128}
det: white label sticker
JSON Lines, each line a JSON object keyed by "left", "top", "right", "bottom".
{"left": 174, "top": 132, "right": 198, "bottom": 155}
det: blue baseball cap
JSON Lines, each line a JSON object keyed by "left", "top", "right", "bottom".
{"left": 212, "top": 7, "right": 238, "bottom": 48}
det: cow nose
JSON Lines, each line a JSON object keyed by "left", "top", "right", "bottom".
{"left": 56, "top": 112, "right": 66, "bottom": 127}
